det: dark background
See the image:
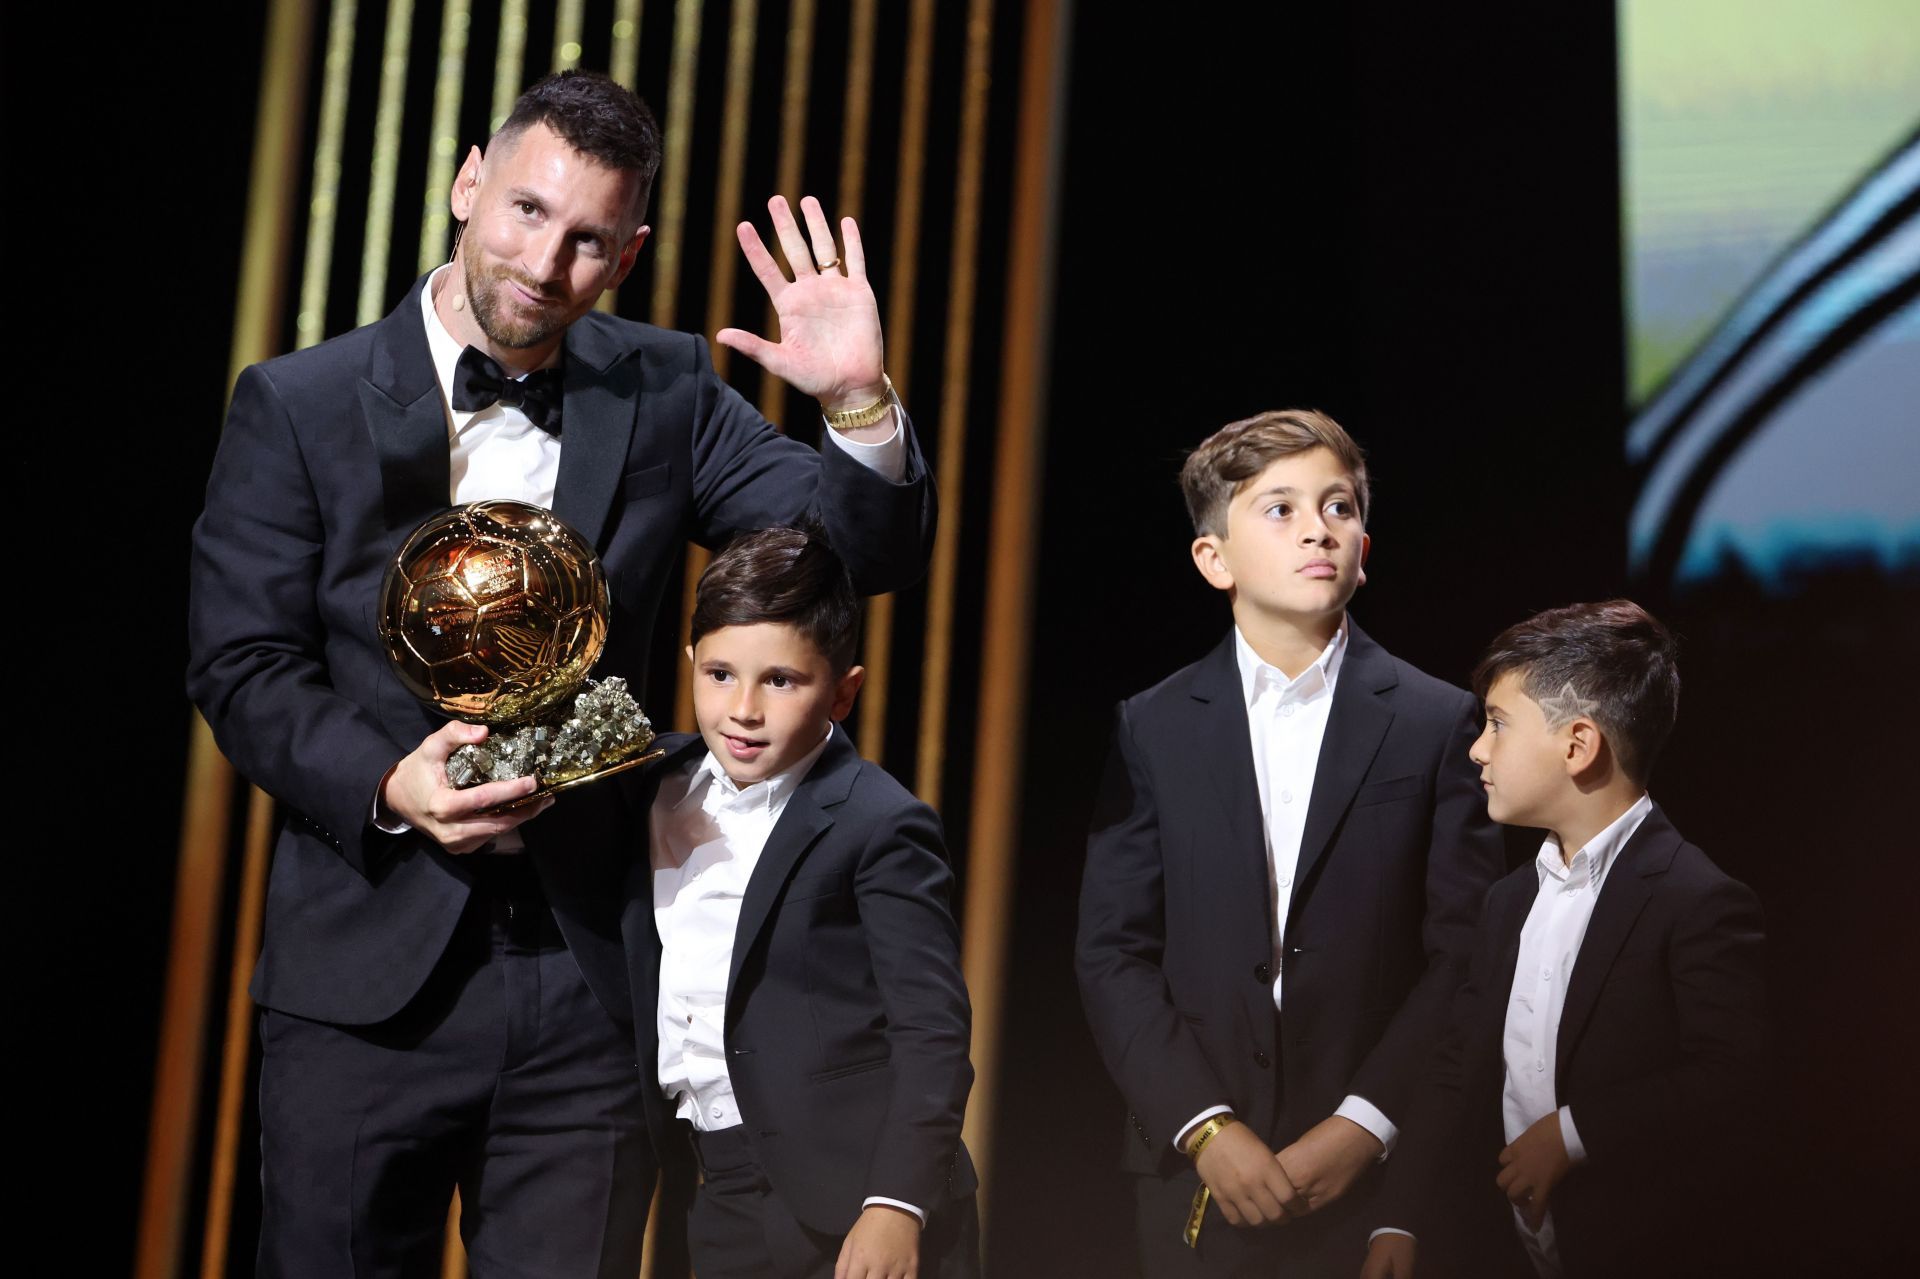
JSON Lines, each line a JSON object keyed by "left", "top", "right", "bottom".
{"left": 29, "top": 1, "right": 1915, "bottom": 1273}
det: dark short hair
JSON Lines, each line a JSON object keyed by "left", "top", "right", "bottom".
{"left": 495, "top": 70, "right": 662, "bottom": 218}
{"left": 1473, "top": 600, "right": 1680, "bottom": 785}
{"left": 1179, "top": 409, "right": 1371, "bottom": 537}
{"left": 692, "top": 527, "right": 862, "bottom": 673}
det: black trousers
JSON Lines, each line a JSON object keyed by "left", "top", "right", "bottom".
{"left": 256, "top": 857, "right": 654, "bottom": 1279}
{"left": 685, "top": 1124, "right": 980, "bottom": 1279}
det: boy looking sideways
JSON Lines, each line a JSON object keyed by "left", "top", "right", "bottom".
{"left": 1077, "top": 410, "right": 1504, "bottom": 1276}
{"left": 620, "top": 527, "right": 978, "bottom": 1279}
{"left": 1361, "top": 601, "right": 1769, "bottom": 1279}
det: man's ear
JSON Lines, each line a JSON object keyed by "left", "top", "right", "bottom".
{"left": 831, "top": 664, "right": 867, "bottom": 721}
{"left": 684, "top": 643, "right": 695, "bottom": 666}
{"left": 1357, "top": 531, "right": 1371, "bottom": 589}
{"left": 450, "top": 145, "right": 485, "bottom": 221}
{"left": 1190, "top": 534, "right": 1234, "bottom": 592}
{"left": 608, "top": 225, "right": 652, "bottom": 290}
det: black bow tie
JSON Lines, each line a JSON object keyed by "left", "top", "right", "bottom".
{"left": 451, "top": 346, "right": 564, "bottom": 436}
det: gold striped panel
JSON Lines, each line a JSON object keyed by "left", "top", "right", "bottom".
{"left": 490, "top": 0, "right": 531, "bottom": 130}
{"left": 294, "top": 0, "right": 360, "bottom": 349}
{"left": 418, "top": 0, "right": 474, "bottom": 273}
{"left": 959, "top": 0, "right": 1070, "bottom": 1231}
{"left": 914, "top": 0, "right": 997, "bottom": 810}
{"left": 856, "top": 0, "right": 934, "bottom": 761}
{"left": 358, "top": 0, "right": 419, "bottom": 325}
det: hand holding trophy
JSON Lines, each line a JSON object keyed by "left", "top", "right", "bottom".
{"left": 378, "top": 500, "right": 663, "bottom": 804}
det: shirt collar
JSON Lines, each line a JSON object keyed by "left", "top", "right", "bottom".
{"left": 680, "top": 727, "right": 837, "bottom": 820}
{"left": 1536, "top": 792, "right": 1654, "bottom": 890}
{"left": 420, "top": 264, "right": 562, "bottom": 438}
{"left": 1233, "top": 618, "right": 1348, "bottom": 709}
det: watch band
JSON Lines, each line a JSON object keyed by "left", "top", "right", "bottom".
{"left": 823, "top": 375, "right": 896, "bottom": 432}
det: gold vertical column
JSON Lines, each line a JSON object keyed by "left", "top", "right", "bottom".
{"left": 751, "top": 0, "right": 816, "bottom": 431}
{"left": 914, "top": 0, "right": 996, "bottom": 809}
{"left": 638, "top": 12, "right": 702, "bottom": 1276}
{"left": 198, "top": 789, "right": 279, "bottom": 1279}
{"left": 610, "top": 0, "right": 645, "bottom": 88}
{"left": 960, "top": 0, "right": 1070, "bottom": 1237}
{"left": 358, "top": 0, "right": 419, "bottom": 324}
{"left": 852, "top": 0, "right": 917, "bottom": 756}
{"left": 671, "top": 0, "right": 758, "bottom": 734}
{"left": 418, "top": 0, "right": 474, "bottom": 274}
{"left": 553, "top": 0, "right": 585, "bottom": 69}
{"left": 294, "top": 0, "right": 360, "bottom": 348}
{"left": 139, "top": 6, "right": 319, "bottom": 1274}
{"left": 490, "top": 0, "right": 531, "bottom": 130}
{"left": 597, "top": 0, "right": 648, "bottom": 315}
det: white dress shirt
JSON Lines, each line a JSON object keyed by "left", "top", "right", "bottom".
{"left": 1500, "top": 792, "right": 1652, "bottom": 1277}
{"left": 651, "top": 732, "right": 925, "bottom": 1224}
{"left": 1176, "top": 622, "right": 1397, "bottom": 1157}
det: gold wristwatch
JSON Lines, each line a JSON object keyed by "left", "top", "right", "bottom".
{"left": 823, "top": 375, "right": 897, "bottom": 432}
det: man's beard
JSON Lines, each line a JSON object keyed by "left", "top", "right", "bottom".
{"left": 464, "top": 260, "right": 569, "bottom": 349}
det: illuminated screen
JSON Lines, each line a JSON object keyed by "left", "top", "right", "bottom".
{"left": 1618, "top": 0, "right": 1920, "bottom": 586}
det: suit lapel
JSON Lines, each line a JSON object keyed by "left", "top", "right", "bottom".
{"left": 364, "top": 276, "right": 453, "bottom": 541}
{"left": 1554, "top": 805, "right": 1677, "bottom": 1082}
{"left": 725, "top": 729, "right": 860, "bottom": 1008}
{"left": 1290, "top": 622, "right": 1398, "bottom": 914}
{"left": 552, "top": 313, "right": 642, "bottom": 551}
{"left": 1187, "top": 636, "right": 1275, "bottom": 942}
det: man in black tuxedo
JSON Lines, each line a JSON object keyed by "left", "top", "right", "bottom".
{"left": 187, "top": 72, "right": 933, "bottom": 1278}
{"left": 620, "top": 527, "right": 977, "bottom": 1279}
{"left": 1076, "top": 411, "right": 1504, "bottom": 1276}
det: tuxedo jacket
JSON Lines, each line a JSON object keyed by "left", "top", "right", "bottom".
{"left": 186, "top": 276, "right": 935, "bottom": 1029}
{"left": 1076, "top": 624, "right": 1504, "bottom": 1187}
{"left": 1375, "top": 804, "right": 1770, "bottom": 1279}
{"left": 620, "top": 730, "right": 977, "bottom": 1234}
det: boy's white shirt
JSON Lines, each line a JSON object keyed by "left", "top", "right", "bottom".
{"left": 650, "top": 726, "right": 926, "bottom": 1225}
{"left": 1174, "top": 619, "right": 1399, "bottom": 1159}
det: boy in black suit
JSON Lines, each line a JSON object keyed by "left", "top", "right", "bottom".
{"left": 1361, "top": 601, "right": 1769, "bottom": 1279}
{"left": 1077, "top": 410, "right": 1505, "bottom": 1276}
{"left": 622, "top": 526, "right": 978, "bottom": 1279}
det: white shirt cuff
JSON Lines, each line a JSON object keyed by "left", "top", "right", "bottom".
{"left": 1174, "top": 1104, "right": 1234, "bottom": 1153}
{"left": 371, "top": 769, "right": 411, "bottom": 835}
{"left": 823, "top": 411, "right": 907, "bottom": 481}
{"left": 861, "top": 1196, "right": 926, "bottom": 1226}
{"left": 1558, "top": 1105, "right": 1586, "bottom": 1164}
{"left": 1336, "top": 1094, "right": 1399, "bottom": 1159}
{"left": 1369, "top": 1227, "right": 1416, "bottom": 1244}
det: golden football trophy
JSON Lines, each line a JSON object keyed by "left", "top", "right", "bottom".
{"left": 378, "top": 499, "right": 663, "bottom": 798}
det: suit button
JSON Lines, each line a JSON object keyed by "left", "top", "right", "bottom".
{"left": 1254, "top": 1051, "right": 1271, "bottom": 1069}
{"left": 1254, "top": 962, "right": 1271, "bottom": 983}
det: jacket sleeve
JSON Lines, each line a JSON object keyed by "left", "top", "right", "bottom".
{"left": 1346, "top": 690, "right": 1506, "bottom": 1124}
{"left": 1076, "top": 700, "right": 1231, "bottom": 1148}
{"left": 682, "top": 335, "right": 936, "bottom": 595}
{"left": 855, "top": 797, "right": 976, "bottom": 1209}
{"left": 1567, "top": 875, "right": 1770, "bottom": 1164}
{"left": 186, "top": 362, "right": 407, "bottom": 876}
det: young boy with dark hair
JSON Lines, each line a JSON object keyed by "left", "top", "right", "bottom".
{"left": 1361, "top": 600, "right": 1769, "bottom": 1279}
{"left": 620, "top": 526, "right": 979, "bottom": 1279}
{"left": 1077, "top": 409, "right": 1506, "bottom": 1276}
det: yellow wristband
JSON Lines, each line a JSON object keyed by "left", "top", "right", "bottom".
{"left": 1185, "top": 1112, "right": 1237, "bottom": 1162}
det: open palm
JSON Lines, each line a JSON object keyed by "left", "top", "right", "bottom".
{"left": 717, "top": 194, "right": 887, "bottom": 412}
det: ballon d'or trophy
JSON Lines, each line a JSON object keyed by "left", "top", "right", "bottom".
{"left": 378, "top": 499, "right": 664, "bottom": 804}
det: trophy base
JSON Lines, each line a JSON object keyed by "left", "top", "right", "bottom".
{"left": 481, "top": 744, "right": 668, "bottom": 813}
